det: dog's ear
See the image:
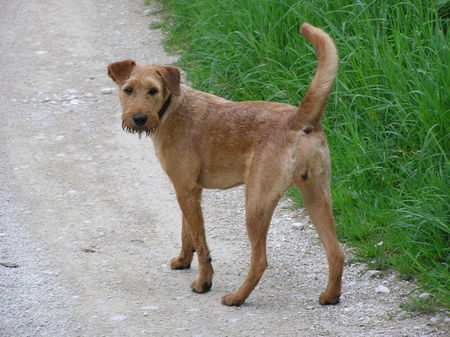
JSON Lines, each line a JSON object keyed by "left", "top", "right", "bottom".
{"left": 107, "top": 60, "right": 136, "bottom": 85}
{"left": 156, "top": 65, "right": 181, "bottom": 96}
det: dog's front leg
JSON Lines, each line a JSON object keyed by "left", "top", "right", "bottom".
{"left": 175, "top": 186, "right": 214, "bottom": 293}
{"left": 170, "top": 216, "right": 194, "bottom": 270}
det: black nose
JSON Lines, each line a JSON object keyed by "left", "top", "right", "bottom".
{"left": 132, "top": 114, "right": 148, "bottom": 126}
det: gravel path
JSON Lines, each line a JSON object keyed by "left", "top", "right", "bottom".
{"left": 0, "top": 1, "right": 447, "bottom": 336}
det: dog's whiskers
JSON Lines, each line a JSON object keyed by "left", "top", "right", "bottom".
{"left": 122, "top": 122, "right": 155, "bottom": 138}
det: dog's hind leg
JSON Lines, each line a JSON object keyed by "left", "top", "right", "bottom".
{"left": 221, "top": 159, "right": 288, "bottom": 306}
{"left": 295, "top": 171, "right": 344, "bottom": 305}
{"left": 170, "top": 216, "right": 195, "bottom": 270}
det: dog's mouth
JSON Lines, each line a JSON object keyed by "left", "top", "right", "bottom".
{"left": 122, "top": 122, "right": 156, "bottom": 138}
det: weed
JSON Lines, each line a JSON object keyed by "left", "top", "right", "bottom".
{"left": 400, "top": 296, "right": 439, "bottom": 314}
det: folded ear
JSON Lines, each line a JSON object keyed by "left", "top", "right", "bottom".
{"left": 155, "top": 65, "right": 181, "bottom": 96}
{"left": 107, "top": 60, "right": 136, "bottom": 85}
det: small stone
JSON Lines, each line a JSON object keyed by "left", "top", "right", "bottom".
{"left": 429, "top": 316, "right": 439, "bottom": 322}
{"left": 101, "top": 88, "right": 113, "bottom": 95}
{"left": 418, "top": 292, "right": 430, "bottom": 299}
{"left": 141, "top": 305, "right": 159, "bottom": 311}
{"left": 291, "top": 222, "right": 307, "bottom": 230}
{"left": 111, "top": 315, "right": 127, "bottom": 321}
{"left": 0, "top": 262, "right": 19, "bottom": 268}
{"left": 375, "top": 285, "right": 390, "bottom": 294}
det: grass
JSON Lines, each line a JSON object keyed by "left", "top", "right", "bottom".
{"left": 151, "top": 0, "right": 449, "bottom": 309}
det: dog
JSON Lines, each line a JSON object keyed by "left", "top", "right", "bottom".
{"left": 107, "top": 23, "right": 344, "bottom": 306}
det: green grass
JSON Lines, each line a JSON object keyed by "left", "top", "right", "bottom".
{"left": 153, "top": 0, "right": 449, "bottom": 308}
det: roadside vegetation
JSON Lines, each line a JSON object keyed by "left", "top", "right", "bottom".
{"left": 152, "top": 0, "right": 449, "bottom": 309}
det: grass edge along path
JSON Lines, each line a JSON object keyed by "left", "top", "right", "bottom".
{"left": 149, "top": 0, "right": 449, "bottom": 310}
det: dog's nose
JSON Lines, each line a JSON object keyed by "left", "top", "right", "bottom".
{"left": 133, "top": 114, "right": 148, "bottom": 126}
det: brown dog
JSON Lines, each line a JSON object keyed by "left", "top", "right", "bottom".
{"left": 108, "top": 23, "right": 344, "bottom": 306}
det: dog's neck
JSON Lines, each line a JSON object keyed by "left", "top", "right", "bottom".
{"left": 158, "top": 93, "right": 172, "bottom": 120}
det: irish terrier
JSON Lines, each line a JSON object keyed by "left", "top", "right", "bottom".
{"left": 108, "top": 23, "right": 344, "bottom": 306}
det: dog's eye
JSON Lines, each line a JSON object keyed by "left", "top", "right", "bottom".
{"left": 148, "top": 88, "right": 158, "bottom": 95}
{"left": 124, "top": 87, "right": 133, "bottom": 94}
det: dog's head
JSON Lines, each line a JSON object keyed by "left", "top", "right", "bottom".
{"left": 107, "top": 60, "right": 181, "bottom": 136}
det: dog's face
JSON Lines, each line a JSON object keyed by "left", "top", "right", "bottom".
{"left": 107, "top": 60, "right": 180, "bottom": 136}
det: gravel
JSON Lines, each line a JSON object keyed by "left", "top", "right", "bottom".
{"left": 0, "top": 0, "right": 447, "bottom": 336}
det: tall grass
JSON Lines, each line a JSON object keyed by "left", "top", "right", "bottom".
{"left": 156, "top": 0, "right": 449, "bottom": 307}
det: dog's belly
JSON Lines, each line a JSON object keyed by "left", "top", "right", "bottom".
{"left": 199, "top": 176, "right": 243, "bottom": 190}
{"left": 198, "top": 166, "right": 245, "bottom": 190}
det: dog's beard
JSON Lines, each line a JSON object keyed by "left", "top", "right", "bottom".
{"left": 122, "top": 121, "right": 155, "bottom": 138}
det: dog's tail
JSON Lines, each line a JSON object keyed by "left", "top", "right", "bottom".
{"left": 297, "top": 23, "right": 338, "bottom": 126}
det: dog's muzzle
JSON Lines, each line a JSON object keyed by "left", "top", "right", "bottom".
{"left": 132, "top": 114, "right": 148, "bottom": 126}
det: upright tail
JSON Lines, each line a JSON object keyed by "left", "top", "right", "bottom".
{"left": 297, "top": 23, "right": 338, "bottom": 126}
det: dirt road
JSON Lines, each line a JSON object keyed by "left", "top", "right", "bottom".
{"left": 0, "top": 1, "right": 446, "bottom": 336}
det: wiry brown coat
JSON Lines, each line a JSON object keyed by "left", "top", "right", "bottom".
{"left": 108, "top": 23, "right": 344, "bottom": 306}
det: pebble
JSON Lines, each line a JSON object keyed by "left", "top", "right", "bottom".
{"left": 110, "top": 315, "right": 127, "bottom": 321}
{"left": 141, "top": 305, "right": 159, "bottom": 310}
{"left": 418, "top": 292, "right": 430, "bottom": 299}
{"left": 366, "top": 270, "right": 381, "bottom": 277}
{"left": 375, "top": 285, "right": 390, "bottom": 294}
{"left": 101, "top": 88, "right": 113, "bottom": 94}
{"left": 291, "top": 222, "right": 307, "bottom": 230}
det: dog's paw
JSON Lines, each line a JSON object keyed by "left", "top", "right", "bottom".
{"left": 191, "top": 280, "right": 212, "bottom": 294}
{"left": 221, "top": 292, "right": 245, "bottom": 306}
{"left": 319, "top": 291, "right": 340, "bottom": 305}
{"left": 170, "top": 257, "right": 191, "bottom": 270}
